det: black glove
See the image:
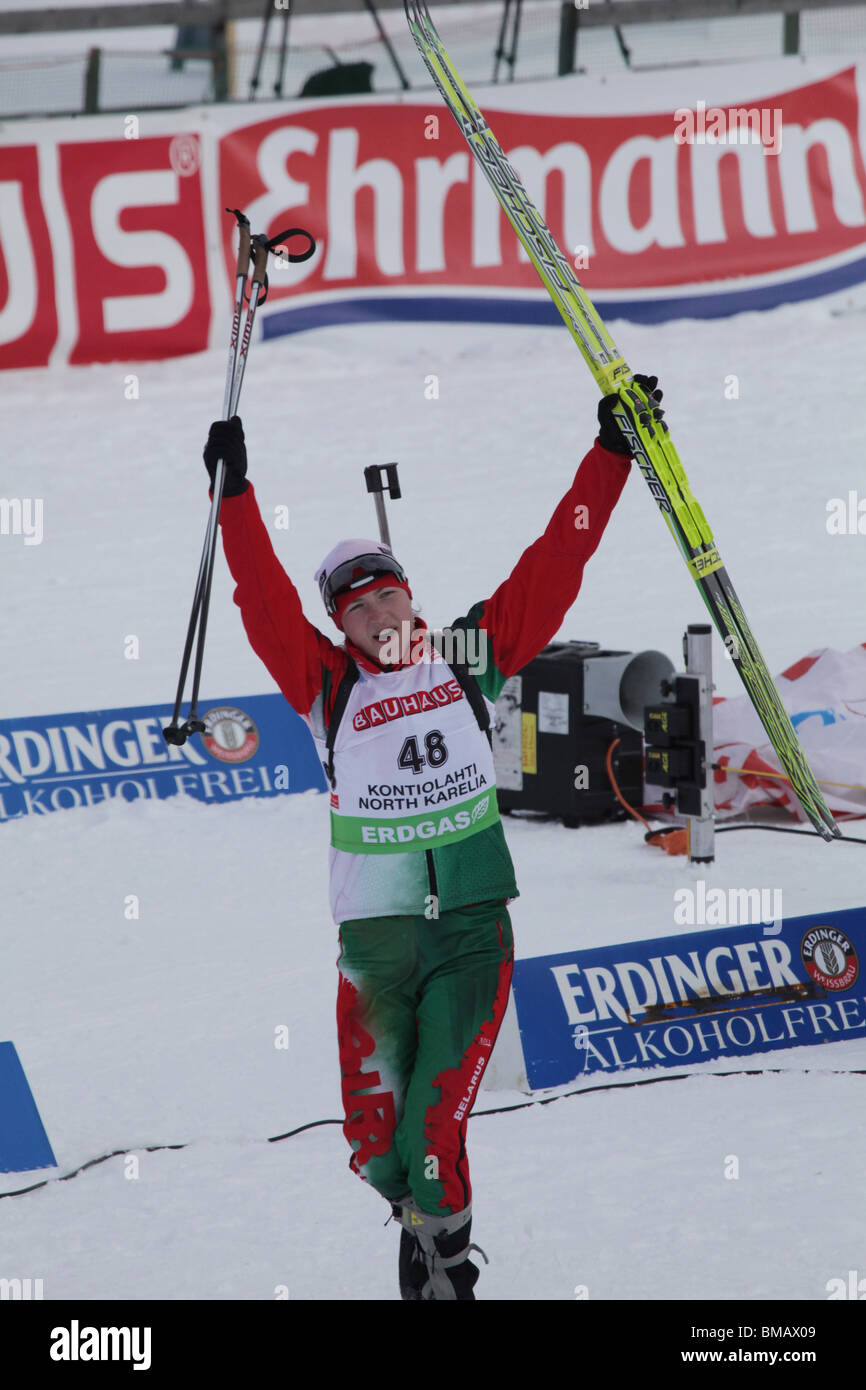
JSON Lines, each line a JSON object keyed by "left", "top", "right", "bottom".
{"left": 597, "top": 374, "right": 666, "bottom": 456}
{"left": 203, "top": 416, "right": 248, "bottom": 497}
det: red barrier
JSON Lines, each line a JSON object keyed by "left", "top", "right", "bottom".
{"left": 2, "top": 65, "right": 865, "bottom": 369}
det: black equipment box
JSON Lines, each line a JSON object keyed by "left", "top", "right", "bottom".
{"left": 493, "top": 641, "right": 645, "bottom": 826}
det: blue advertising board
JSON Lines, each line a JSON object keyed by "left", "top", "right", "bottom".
{"left": 512, "top": 905, "right": 866, "bottom": 1089}
{"left": 0, "top": 695, "right": 327, "bottom": 822}
{"left": 0, "top": 1042, "right": 56, "bottom": 1173}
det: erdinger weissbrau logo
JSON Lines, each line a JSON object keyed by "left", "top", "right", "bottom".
{"left": 801, "top": 925, "right": 858, "bottom": 991}
{"left": 202, "top": 707, "right": 259, "bottom": 763}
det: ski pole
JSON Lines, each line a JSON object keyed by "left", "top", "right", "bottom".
{"left": 163, "top": 222, "right": 316, "bottom": 747}
{"left": 163, "top": 207, "right": 252, "bottom": 746}
{"left": 180, "top": 231, "right": 272, "bottom": 739}
{"left": 189, "top": 207, "right": 255, "bottom": 617}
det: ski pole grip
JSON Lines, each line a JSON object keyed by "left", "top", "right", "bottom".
{"left": 250, "top": 235, "right": 270, "bottom": 286}
{"left": 237, "top": 222, "right": 251, "bottom": 278}
{"left": 225, "top": 207, "right": 252, "bottom": 278}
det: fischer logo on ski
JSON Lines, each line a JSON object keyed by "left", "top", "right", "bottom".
{"left": 689, "top": 550, "right": 723, "bottom": 578}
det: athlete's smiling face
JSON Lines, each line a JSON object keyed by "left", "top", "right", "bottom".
{"left": 340, "top": 585, "right": 414, "bottom": 663}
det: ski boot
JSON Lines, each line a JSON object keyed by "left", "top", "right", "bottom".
{"left": 391, "top": 1194, "right": 488, "bottom": 1300}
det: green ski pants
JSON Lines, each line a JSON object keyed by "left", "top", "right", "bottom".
{"left": 336, "top": 898, "right": 514, "bottom": 1216}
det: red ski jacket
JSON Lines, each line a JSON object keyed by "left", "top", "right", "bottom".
{"left": 217, "top": 439, "right": 630, "bottom": 718}
{"left": 216, "top": 439, "right": 631, "bottom": 921}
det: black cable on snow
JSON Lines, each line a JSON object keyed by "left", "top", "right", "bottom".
{"left": 267, "top": 1116, "right": 342, "bottom": 1142}
{"left": 1, "top": 1069, "right": 863, "bottom": 1203}
{"left": 0, "top": 1142, "right": 187, "bottom": 1201}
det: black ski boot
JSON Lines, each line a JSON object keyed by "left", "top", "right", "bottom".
{"left": 392, "top": 1195, "right": 488, "bottom": 1300}
{"left": 390, "top": 1198, "right": 428, "bottom": 1299}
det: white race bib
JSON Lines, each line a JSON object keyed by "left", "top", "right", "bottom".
{"left": 322, "top": 651, "right": 500, "bottom": 855}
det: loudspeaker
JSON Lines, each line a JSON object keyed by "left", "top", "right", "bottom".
{"left": 582, "top": 648, "right": 676, "bottom": 730}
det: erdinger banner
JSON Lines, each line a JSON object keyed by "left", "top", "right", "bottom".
{"left": 2, "top": 58, "right": 866, "bottom": 369}
{"left": 0, "top": 695, "right": 326, "bottom": 821}
{"left": 512, "top": 905, "right": 866, "bottom": 1089}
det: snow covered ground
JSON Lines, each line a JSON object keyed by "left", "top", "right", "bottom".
{"left": 2, "top": 297, "right": 865, "bottom": 1301}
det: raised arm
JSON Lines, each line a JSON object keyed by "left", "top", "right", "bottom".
{"left": 474, "top": 439, "right": 631, "bottom": 683}
{"left": 452, "top": 378, "right": 665, "bottom": 697}
{"left": 204, "top": 417, "right": 342, "bottom": 717}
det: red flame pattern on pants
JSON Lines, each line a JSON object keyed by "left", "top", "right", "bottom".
{"left": 335, "top": 904, "right": 514, "bottom": 1213}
